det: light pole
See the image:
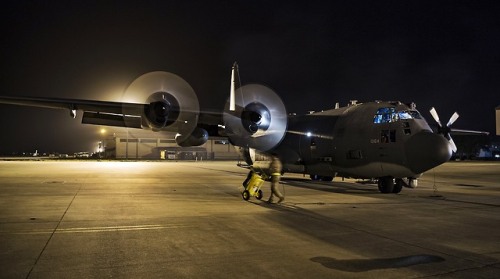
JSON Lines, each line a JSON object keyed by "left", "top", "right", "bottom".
{"left": 100, "top": 128, "right": 106, "bottom": 158}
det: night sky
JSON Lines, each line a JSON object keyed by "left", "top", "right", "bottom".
{"left": 1, "top": 1, "right": 499, "bottom": 154}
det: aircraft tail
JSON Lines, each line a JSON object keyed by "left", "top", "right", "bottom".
{"left": 229, "top": 62, "right": 241, "bottom": 112}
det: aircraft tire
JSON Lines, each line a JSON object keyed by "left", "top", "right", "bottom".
{"left": 378, "top": 177, "right": 394, "bottom": 193}
{"left": 310, "top": 174, "right": 320, "bottom": 181}
{"left": 256, "top": 190, "right": 263, "bottom": 200}
{"left": 320, "top": 176, "right": 334, "bottom": 182}
{"left": 242, "top": 190, "right": 250, "bottom": 201}
{"left": 393, "top": 179, "right": 403, "bottom": 194}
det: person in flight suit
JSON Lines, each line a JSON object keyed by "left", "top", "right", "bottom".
{"left": 267, "top": 155, "right": 284, "bottom": 203}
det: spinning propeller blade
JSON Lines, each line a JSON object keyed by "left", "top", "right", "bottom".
{"left": 428, "top": 107, "right": 459, "bottom": 152}
{"left": 429, "top": 107, "right": 442, "bottom": 127}
{"left": 447, "top": 112, "right": 459, "bottom": 127}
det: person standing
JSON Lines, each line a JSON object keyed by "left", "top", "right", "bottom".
{"left": 268, "top": 155, "right": 284, "bottom": 203}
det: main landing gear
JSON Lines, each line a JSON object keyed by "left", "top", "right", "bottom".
{"left": 309, "top": 174, "right": 334, "bottom": 182}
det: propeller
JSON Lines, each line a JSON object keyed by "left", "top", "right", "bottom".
{"left": 223, "top": 83, "right": 287, "bottom": 151}
{"left": 429, "top": 107, "right": 459, "bottom": 152}
{"left": 121, "top": 71, "right": 199, "bottom": 139}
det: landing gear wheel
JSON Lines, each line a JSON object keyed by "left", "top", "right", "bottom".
{"left": 320, "top": 176, "right": 334, "bottom": 182}
{"left": 310, "top": 174, "right": 320, "bottom": 181}
{"left": 409, "top": 178, "right": 418, "bottom": 188}
{"left": 378, "top": 177, "right": 394, "bottom": 193}
{"left": 393, "top": 179, "right": 403, "bottom": 194}
{"left": 242, "top": 190, "right": 250, "bottom": 201}
{"left": 256, "top": 190, "right": 263, "bottom": 200}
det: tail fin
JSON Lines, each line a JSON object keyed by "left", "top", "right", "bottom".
{"left": 229, "top": 62, "right": 240, "bottom": 111}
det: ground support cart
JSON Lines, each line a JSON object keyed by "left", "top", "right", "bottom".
{"left": 241, "top": 171, "right": 268, "bottom": 201}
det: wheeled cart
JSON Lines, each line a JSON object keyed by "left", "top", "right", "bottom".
{"left": 241, "top": 171, "right": 268, "bottom": 201}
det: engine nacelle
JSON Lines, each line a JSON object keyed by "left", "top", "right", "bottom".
{"left": 223, "top": 84, "right": 287, "bottom": 152}
{"left": 175, "top": 127, "right": 209, "bottom": 147}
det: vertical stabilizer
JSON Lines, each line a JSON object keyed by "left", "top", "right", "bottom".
{"left": 229, "top": 62, "right": 238, "bottom": 111}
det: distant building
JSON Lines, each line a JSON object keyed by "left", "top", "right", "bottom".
{"left": 102, "top": 129, "right": 239, "bottom": 160}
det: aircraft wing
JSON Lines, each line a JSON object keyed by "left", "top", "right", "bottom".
{"left": 0, "top": 95, "right": 226, "bottom": 134}
{"left": 451, "top": 128, "right": 490, "bottom": 136}
{"left": 0, "top": 95, "right": 145, "bottom": 129}
{"left": 0, "top": 65, "right": 287, "bottom": 150}
{"left": 0, "top": 95, "right": 132, "bottom": 113}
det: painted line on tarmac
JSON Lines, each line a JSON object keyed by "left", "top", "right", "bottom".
{"left": 0, "top": 224, "right": 191, "bottom": 235}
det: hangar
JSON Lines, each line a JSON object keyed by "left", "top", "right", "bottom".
{"left": 101, "top": 129, "right": 239, "bottom": 160}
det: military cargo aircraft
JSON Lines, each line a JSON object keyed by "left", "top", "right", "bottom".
{"left": 0, "top": 63, "right": 484, "bottom": 193}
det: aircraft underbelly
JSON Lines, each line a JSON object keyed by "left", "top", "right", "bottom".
{"left": 379, "top": 162, "right": 414, "bottom": 178}
{"left": 305, "top": 162, "right": 335, "bottom": 176}
{"left": 333, "top": 163, "right": 414, "bottom": 179}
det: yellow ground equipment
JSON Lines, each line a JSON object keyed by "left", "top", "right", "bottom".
{"left": 241, "top": 171, "right": 268, "bottom": 201}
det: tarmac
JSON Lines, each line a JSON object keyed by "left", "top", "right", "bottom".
{"left": 0, "top": 160, "right": 499, "bottom": 278}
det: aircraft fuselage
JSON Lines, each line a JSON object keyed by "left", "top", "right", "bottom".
{"left": 272, "top": 101, "right": 452, "bottom": 181}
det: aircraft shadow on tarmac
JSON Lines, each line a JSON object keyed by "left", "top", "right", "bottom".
{"left": 310, "top": 254, "right": 445, "bottom": 272}
{"left": 253, "top": 200, "right": 448, "bottom": 272}
{"left": 281, "top": 177, "right": 381, "bottom": 195}
{"left": 254, "top": 198, "right": 449, "bottom": 273}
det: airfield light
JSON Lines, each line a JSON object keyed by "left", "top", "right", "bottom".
{"left": 306, "top": 132, "right": 312, "bottom": 137}
{"left": 99, "top": 128, "right": 106, "bottom": 159}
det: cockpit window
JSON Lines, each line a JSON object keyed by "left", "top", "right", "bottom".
{"left": 398, "top": 111, "right": 413, "bottom": 120}
{"left": 373, "top": 107, "right": 396, "bottom": 124}
{"left": 373, "top": 108, "right": 422, "bottom": 124}
{"left": 408, "top": 110, "right": 422, "bottom": 119}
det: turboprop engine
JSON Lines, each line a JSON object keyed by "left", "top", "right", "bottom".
{"left": 122, "top": 71, "right": 207, "bottom": 146}
{"left": 223, "top": 83, "right": 287, "bottom": 152}
{"left": 175, "top": 127, "right": 209, "bottom": 147}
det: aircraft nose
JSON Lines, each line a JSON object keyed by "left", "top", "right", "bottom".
{"left": 405, "top": 132, "right": 452, "bottom": 174}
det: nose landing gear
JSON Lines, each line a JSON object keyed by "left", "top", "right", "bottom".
{"left": 377, "top": 176, "right": 395, "bottom": 193}
{"left": 377, "top": 177, "right": 418, "bottom": 194}
{"left": 377, "top": 177, "right": 403, "bottom": 194}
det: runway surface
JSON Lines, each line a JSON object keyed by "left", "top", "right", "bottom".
{"left": 0, "top": 160, "right": 499, "bottom": 278}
